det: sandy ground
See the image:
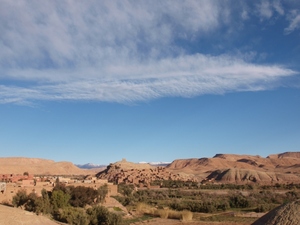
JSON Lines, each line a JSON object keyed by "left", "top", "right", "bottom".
{"left": 0, "top": 205, "right": 59, "bottom": 225}
{"left": 131, "top": 218, "right": 252, "bottom": 225}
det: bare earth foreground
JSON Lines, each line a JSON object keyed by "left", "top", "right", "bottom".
{"left": 0, "top": 205, "right": 59, "bottom": 225}
{"left": 132, "top": 218, "right": 251, "bottom": 225}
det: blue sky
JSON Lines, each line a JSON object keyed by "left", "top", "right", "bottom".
{"left": 1, "top": 1, "right": 300, "bottom": 165}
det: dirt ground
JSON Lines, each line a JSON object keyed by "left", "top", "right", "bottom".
{"left": 0, "top": 204, "right": 59, "bottom": 225}
{"left": 131, "top": 218, "right": 252, "bottom": 225}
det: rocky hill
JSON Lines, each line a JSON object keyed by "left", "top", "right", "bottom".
{"left": 252, "top": 199, "right": 300, "bottom": 225}
{"left": 0, "top": 157, "right": 92, "bottom": 175}
{"left": 2, "top": 152, "right": 300, "bottom": 184}
{"left": 205, "top": 168, "right": 299, "bottom": 184}
{"left": 96, "top": 159, "right": 195, "bottom": 186}
{"left": 268, "top": 151, "right": 300, "bottom": 159}
{"left": 167, "top": 152, "right": 300, "bottom": 185}
{"left": 95, "top": 152, "right": 300, "bottom": 186}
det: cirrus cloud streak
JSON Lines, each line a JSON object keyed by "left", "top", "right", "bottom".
{"left": 0, "top": 0, "right": 298, "bottom": 105}
{"left": 0, "top": 54, "right": 296, "bottom": 104}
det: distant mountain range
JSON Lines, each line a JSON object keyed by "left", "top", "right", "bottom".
{"left": 75, "top": 163, "right": 107, "bottom": 169}
{"left": 140, "top": 162, "right": 171, "bottom": 166}
{"left": 76, "top": 161, "right": 170, "bottom": 169}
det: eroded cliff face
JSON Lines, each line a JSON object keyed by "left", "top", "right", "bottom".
{"left": 166, "top": 152, "right": 300, "bottom": 185}
{"left": 268, "top": 151, "right": 300, "bottom": 159}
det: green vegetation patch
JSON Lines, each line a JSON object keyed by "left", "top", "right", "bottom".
{"left": 113, "top": 206, "right": 123, "bottom": 211}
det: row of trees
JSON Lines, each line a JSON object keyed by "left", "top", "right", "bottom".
{"left": 12, "top": 183, "right": 123, "bottom": 225}
{"left": 113, "top": 184, "right": 300, "bottom": 213}
{"left": 151, "top": 180, "right": 300, "bottom": 190}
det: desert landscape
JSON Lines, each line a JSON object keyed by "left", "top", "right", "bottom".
{"left": 2, "top": 1, "right": 300, "bottom": 224}
{"left": 0, "top": 152, "right": 300, "bottom": 224}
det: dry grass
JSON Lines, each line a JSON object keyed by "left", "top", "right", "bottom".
{"left": 155, "top": 209, "right": 169, "bottom": 219}
{"left": 136, "top": 202, "right": 155, "bottom": 215}
{"left": 168, "top": 210, "right": 181, "bottom": 220}
{"left": 181, "top": 210, "right": 193, "bottom": 221}
{"left": 136, "top": 203, "right": 193, "bottom": 221}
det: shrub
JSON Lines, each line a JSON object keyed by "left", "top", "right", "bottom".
{"left": 68, "top": 186, "right": 99, "bottom": 207}
{"left": 24, "top": 192, "right": 38, "bottom": 212}
{"left": 58, "top": 207, "right": 89, "bottom": 225}
{"left": 39, "top": 188, "right": 52, "bottom": 214}
{"left": 53, "top": 183, "right": 68, "bottom": 193}
{"left": 12, "top": 189, "right": 28, "bottom": 207}
{"left": 111, "top": 195, "right": 133, "bottom": 206}
{"left": 51, "top": 190, "right": 70, "bottom": 211}
{"left": 87, "top": 205, "right": 123, "bottom": 225}
{"left": 12, "top": 188, "right": 52, "bottom": 215}
{"left": 98, "top": 184, "right": 109, "bottom": 203}
{"left": 118, "top": 184, "right": 134, "bottom": 197}
{"left": 153, "top": 208, "right": 191, "bottom": 220}
{"left": 229, "top": 193, "right": 249, "bottom": 208}
{"left": 136, "top": 202, "right": 155, "bottom": 215}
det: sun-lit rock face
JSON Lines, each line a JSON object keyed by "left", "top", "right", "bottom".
{"left": 96, "top": 159, "right": 194, "bottom": 186}
{"left": 166, "top": 152, "right": 300, "bottom": 185}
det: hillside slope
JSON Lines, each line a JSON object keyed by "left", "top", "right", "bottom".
{"left": 167, "top": 152, "right": 300, "bottom": 184}
{"left": 96, "top": 159, "right": 195, "bottom": 185}
{"left": 0, "top": 157, "right": 91, "bottom": 175}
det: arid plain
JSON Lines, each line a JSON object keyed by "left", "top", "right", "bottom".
{"left": 1, "top": 152, "right": 300, "bottom": 225}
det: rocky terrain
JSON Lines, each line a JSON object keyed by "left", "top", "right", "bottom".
{"left": 0, "top": 157, "right": 92, "bottom": 175}
{"left": 1, "top": 152, "right": 300, "bottom": 184}
{"left": 252, "top": 199, "right": 300, "bottom": 225}
{"left": 95, "top": 152, "right": 300, "bottom": 186}
{"left": 167, "top": 152, "right": 300, "bottom": 184}
{"left": 96, "top": 159, "right": 195, "bottom": 186}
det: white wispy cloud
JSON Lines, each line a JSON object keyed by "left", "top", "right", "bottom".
{"left": 257, "top": 1, "right": 274, "bottom": 19}
{"left": 284, "top": 10, "right": 300, "bottom": 34}
{"left": 255, "top": 0, "right": 285, "bottom": 20}
{"left": 0, "top": 1, "right": 298, "bottom": 105}
{"left": 0, "top": 54, "right": 295, "bottom": 104}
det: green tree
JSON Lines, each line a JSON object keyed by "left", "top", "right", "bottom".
{"left": 87, "top": 205, "right": 123, "bottom": 225}
{"left": 87, "top": 205, "right": 111, "bottom": 225}
{"left": 12, "top": 189, "right": 28, "bottom": 207}
{"left": 58, "top": 207, "right": 89, "bottom": 225}
{"left": 39, "top": 188, "right": 52, "bottom": 214}
{"left": 24, "top": 192, "right": 38, "bottom": 212}
{"left": 23, "top": 172, "right": 29, "bottom": 176}
{"left": 98, "top": 184, "right": 109, "bottom": 203}
{"left": 68, "top": 186, "right": 99, "bottom": 207}
{"left": 51, "top": 190, "right": 70, "bottom": 211}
